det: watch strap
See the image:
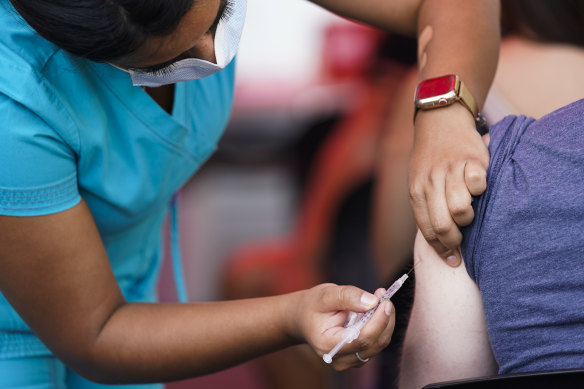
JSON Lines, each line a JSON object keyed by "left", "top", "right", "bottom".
{"left": 457, "top": 78, "right": 479, "bottom": 118}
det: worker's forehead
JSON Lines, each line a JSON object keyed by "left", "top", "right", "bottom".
{"left": 113, "top": 0, "right": 222, "bottom": 69}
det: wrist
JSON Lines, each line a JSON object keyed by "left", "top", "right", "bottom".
{"left": 414, "top": 103, "right": 478, "bottom": 136}
{"left": 277, "top": 290, "right": 307, "bottom": 345}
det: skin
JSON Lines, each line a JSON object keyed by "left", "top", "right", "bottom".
{"left": 113, "top": 0, "right": 219, "bottom": 69}
{"left": 116, "top": 1, "right": 500, "bottom": 270}
{"left": 0, "top": 0, "right": 396, "bottom": 384}
{"left": 398, "top": 232, "right": 497, "bottom": 389}
{"left": 316, "top": 0, "right": 500, "bottom": 269}
{"left": 409, "top": 0, "right": 500, "bottom": 266}
{"left": 310, "top": 0, "right": 421, "bottom": 35}
{"left": 372, "top": 68, "right": 418, "bottom": 282}
{"left": 400, "top": 29, "right": 584, "bottom": 388}
{"left": 0, "top": 200, "right": 395, "bottom": 383}
{"left": 0, "top": 0, "right": 501, "bottom": 384}
{"left": 112, "top": 0, "right": 221, "bottom": 114}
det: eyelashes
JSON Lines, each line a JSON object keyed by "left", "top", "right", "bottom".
{"left": 221, "top": 0, "right": 235, "bottom": 23}
{"left": 132, "top": 0, "right": 236, "bottom": 76}
{"left": 148, "top": 63, "right": 178, "bottom": 77}
{"left": 207, "top": 0, "right": 235, "bottom": 33}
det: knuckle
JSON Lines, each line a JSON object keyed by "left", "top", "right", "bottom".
{"left": 379, "top": 332, "right": 393, "bottom": 348}
{"left": 426, "top": 172, "right": 440, "bottom": 187}
{"left": 315, "top": 284, "right": 331, "bottom": 305}
{"left": 355, "top": 337, "right": 372, "bottom": 350}
{"left": 431, "top": 220, "right": 452, "bottom": 236}
{"left": 453, "top": 209, "right": 474, "bottom": 226}
{"left": 419, "top": 227, "right": 438, "bottom": 242}
{"left": 408, "top": 184, "right": 425, "bottom": 204}
{"left": 338, "top": 286, "right": 351, "bottom": 306}
{"left": 466, "top": 168, "right": 487, "bottom": 189}
{"left": 467, "top": 168, "right": 486, "bottom": 182}
{"left": 449, "top": 202, "right": 471, "bottom": 218}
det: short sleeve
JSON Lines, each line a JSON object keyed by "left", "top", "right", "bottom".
{"left": 0, "top": 93, "right": 80, "bottom": 216}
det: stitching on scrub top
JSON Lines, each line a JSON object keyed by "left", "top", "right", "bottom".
{"left": 87, "top": 64, "right": 205, "bottom": 162}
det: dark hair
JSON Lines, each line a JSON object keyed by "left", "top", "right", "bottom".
{"left": 8, "top": 0, "right": 195, "bottom": 62}
{"left": 501, "top": 0, "right": 584, "bottom": 47}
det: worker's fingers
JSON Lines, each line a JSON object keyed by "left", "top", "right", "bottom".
{"left": 464, "top": 159, "right": 488, "bottom": 196}
{"left": 320, "top": 284, "right": 378, "bottom": 314}
{"left": 409, "top": 178, "right": 453, "bottom": 260}
{"left": 329, "top": 301, "right": 395, "bottom": 370}
{"left": 341, "top": 287, "right": 387, "bottom": 328}
{"left": 445, "top": 164, "right": 475, "bottom": 227}
{"left": 358, "top": 300, "right": 394, "bottom": 351}
{"left": 420, "top": 169, "right": 463, "bottom": 264}
{"left": 373, "top": 288, "right": 386, "bottom": 299}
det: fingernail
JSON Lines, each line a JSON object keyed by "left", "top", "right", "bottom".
{"left": 361, "top": 293, "right": 377, "bottom": 308}
{"left": 384, "top": 302, "right": 392, "bottom": 316}
{"left": 446, "top": 255, "right": 460, "bottom": 267}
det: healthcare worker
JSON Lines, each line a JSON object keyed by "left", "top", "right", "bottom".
{"left": 0, "top": 0, "right": 500, "bottom": 388}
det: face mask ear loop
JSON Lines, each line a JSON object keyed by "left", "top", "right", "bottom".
{"left": 108, "top": 62, "right": 130, "bottom": 74}
{"left": 170, "top": 191, "right": 189, "bottom": 303}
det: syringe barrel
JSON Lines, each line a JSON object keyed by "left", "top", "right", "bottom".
{"left": 342, "top": 325, "right": 360, "bottom": 343}
{"left": 383, "top": 274, "right": 408, "bottom": 300}
{"left": 322, "top": 273, "right": 410, "bottom": 365}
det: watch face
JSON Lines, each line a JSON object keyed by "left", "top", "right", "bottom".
{"left": 416, "top": 74, "right": 457, "bottom": 99}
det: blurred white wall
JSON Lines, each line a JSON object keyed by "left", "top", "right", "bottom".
{"left": 236, "top": 0, "right": 340, "bottom": 85}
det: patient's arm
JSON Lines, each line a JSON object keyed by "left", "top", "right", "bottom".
{"left": 399, "top": 232, "right": 497, "bottom": 389}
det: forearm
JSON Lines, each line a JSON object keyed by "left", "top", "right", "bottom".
{"left": 408, "top": 1, "right": 499, "bottom": 257}
{"left": 417, "top": 0, "right": 500, "bottom": 106}
{"left": 72, "top": 294, "right": 302, "bottom": 384}
{"left": 1, "top": 202, "right": 395, "bottom": 384}
{"left": 309, "top": 0, "right": 420, "bottom": 35}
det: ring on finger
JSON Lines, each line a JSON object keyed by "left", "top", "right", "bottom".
{"left": 355, "top": 352, "right": 369, "bottom": 363}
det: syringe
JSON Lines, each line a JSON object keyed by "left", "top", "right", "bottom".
{"left": 322, "top": 273, "right": 409, "bottom": 364}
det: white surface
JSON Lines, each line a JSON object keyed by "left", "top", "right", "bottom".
{"left": 236, "top": 0, "right": 341, "bottom": 84}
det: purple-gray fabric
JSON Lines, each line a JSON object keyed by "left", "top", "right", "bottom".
{"left": 462, "top": 99, "right": 584, "bottom": 374}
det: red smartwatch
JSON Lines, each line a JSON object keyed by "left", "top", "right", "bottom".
{"left": 414, "top": 74, "right": 488, "bottom": 134}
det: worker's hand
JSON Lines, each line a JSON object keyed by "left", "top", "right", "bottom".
{"left": 293, "top": 284, "right": 395, "bottom": 370}
{"left": 409, "top": 103, "right": 489, "bottom": 266}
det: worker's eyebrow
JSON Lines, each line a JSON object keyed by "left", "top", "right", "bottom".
{"left": 130, "top": 0, "right": 229, "bottom": 74}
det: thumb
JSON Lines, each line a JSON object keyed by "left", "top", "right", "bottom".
{"left": 322, "top": 285, "right": 378, "bottom": 313}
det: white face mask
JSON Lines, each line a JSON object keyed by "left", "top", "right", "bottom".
{"left": 120, "top": 0, "right": 246, "bottom": 87}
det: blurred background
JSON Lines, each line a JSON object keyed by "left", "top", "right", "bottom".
{"left": 158, "top": 1, "right": 417, "bottom": 388}
{"left": 144, "top": 0, "right": 584, "bottom": 387}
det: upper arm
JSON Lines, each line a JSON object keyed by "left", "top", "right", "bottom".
{"left": 308, "top": 0, "right": 420, "bottom": 35}
{"left": 0, "top": 93, "right": 124, "bottom": 369}
{"left": 399, "top": 231, "right": 497, "bottom": 389}
{"left": 310, "top": 0, "right": 500, "bottom": 110}
{"left": 0, "top": 201, "right": 125, "bottom": 367}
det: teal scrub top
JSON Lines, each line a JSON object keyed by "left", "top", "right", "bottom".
{"left": 0, "top": 1, "right": 235, "bottom": 358}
